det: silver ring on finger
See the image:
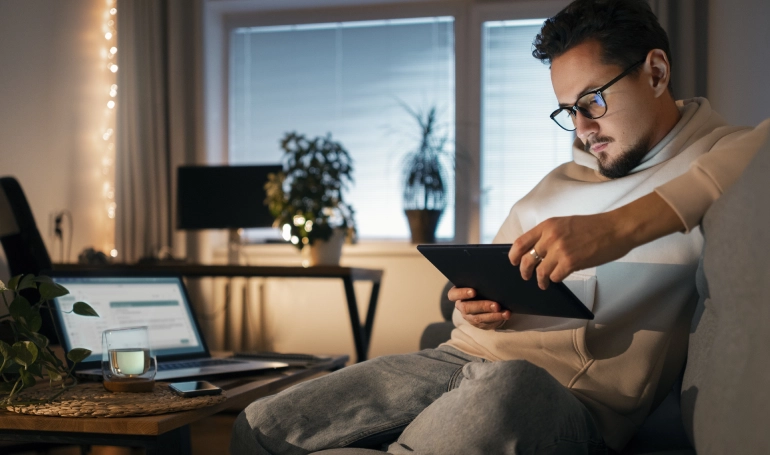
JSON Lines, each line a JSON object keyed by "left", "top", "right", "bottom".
{"left": 529, "top": 248, "right": 543, "bottom": 264}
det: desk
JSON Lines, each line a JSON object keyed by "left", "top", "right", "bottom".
{"left": 53, "top": 263, "right": 383, "bottom": 362}
{"left": 0, "top": 355, "right": 348, "bottom": 454}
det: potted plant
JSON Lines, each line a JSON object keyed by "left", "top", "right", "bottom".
{"left": 400, "top": 104, "right": 452, "bottom": 244}
{"left": 265, "top": 132, "right": 356, "bottom": 267}
{"left": 0, "top": 274, "right": 98, "bottom": 407}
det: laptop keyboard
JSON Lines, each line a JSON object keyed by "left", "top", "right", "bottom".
{"left": 234, "top": 351, "right": 330, "bottom": 362}
{"left": 157, "top": 358, "right": 245, "bottom": 371}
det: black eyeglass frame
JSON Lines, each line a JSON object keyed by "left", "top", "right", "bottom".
{"left": 550, "top": 58, "right": 646, "bottom": 131}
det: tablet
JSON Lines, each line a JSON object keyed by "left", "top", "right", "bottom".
{"left": 417, "top": 244, "right": 594, "bottom": 320}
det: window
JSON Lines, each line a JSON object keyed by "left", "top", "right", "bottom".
{"left": 480, "top": 20, "right": 573, "bottom": 242}
{"left": 229, "top": 17, "right": 455, "bottom": 240}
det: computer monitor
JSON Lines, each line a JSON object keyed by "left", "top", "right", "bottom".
{"left": 176, "top": 165, "right": 282, "bottom": 230}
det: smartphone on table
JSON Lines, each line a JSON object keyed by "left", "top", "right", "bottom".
{"left": 168, "top": 381, "right": 223, "bottom": 398}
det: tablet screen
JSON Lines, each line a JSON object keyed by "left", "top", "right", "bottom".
{"left": 417, "top": 244, "right": 594, "bottom": 320}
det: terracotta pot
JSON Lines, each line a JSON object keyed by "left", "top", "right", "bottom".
{"left": 301, "top": 228, "right": 345, "bottom": 267}
{"left": 405, "top": 209, "right": 443, "bottom": 244}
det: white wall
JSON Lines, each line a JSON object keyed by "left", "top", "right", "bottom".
{"left": 206, "top": 243, "right": 448, "bottom": 360}
{"left": 0, "top": 0, "right": 110, "bottom": 272}
{"left": 707, "top": 0, "right": 770, "bottom": 126}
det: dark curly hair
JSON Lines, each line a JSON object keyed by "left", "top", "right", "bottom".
{"left": 533, "top": 0, "right": 671, "bottom": 79}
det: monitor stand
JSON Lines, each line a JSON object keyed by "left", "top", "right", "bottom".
{"left": 227, "top": 228, "right": 243, "bottom": 264}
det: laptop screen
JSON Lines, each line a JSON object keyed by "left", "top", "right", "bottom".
{"left": 51, "top": 276, "right": 207, "bottom": 364}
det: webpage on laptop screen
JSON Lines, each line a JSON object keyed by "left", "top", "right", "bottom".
{"left": 53, "top": 277, "right": 205, "bottom": 363}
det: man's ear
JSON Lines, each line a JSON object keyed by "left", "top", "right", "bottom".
{"left": 646, "top": 49, "right": 671, "bottom": 97}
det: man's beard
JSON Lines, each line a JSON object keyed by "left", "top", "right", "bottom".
{"left": 586, "top": 136, "right": 651, "bottom": 179}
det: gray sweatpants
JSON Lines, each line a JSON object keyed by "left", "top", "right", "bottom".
{"left": 230, "top": 346, "right": 607, "bottom": 455}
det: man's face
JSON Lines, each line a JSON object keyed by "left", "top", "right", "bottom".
{"left": 551, "top": 40, "right": 657, "bottom": 178}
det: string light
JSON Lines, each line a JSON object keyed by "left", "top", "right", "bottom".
{"left": 101, "top": 0, "right": 117, "bottom": 258}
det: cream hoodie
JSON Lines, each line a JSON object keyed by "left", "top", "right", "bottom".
{"left": 444, "top": 98, "right": 770, "bottom": 450}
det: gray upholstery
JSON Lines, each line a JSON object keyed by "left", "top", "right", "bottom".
{"left": 680, "top": 139, "right": 770, "bottom": 454}
{"left": 312, "top": 450, "right": 384, "bottom": 455}
{"left": 621, "top": 378, "right": 692, "bottom": 454}
{"left": 419, "top": 281, "right": 455, "bottom": 350}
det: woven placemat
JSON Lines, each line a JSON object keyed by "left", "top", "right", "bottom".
{"left": 5, "top": 382, "right": 227, "bottom": 417}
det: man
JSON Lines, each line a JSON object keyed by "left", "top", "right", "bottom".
{"left": 232, "top": 1, "right": 770, "bottom": 453}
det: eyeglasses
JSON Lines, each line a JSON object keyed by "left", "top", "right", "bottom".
{"left": 550, "top": 59, "right": 646, "bottom": 132}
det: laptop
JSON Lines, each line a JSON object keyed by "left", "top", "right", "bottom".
{"left": 48, "top": 272, "right": 289, "bottom": 380}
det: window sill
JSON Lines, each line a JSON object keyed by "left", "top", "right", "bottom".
{"left": 213, "top": 240, "right": 430, "bottom": 262}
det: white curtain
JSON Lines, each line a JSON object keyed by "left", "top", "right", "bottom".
{"left": 115, "top": 0, "right": 248, "bottom": 351}
{"left": 648, "top": 0, "right": 709, "bottom": 100}
{"left": 115, "top": 0, "right": 204, "bottom": 263}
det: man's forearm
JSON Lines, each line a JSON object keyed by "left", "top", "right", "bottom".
{"left": 611, "top": 192, "right": 686, "bottom": 249}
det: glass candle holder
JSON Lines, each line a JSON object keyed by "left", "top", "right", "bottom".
{"left": 101, "top": 326, "right": 157, "bottom": 392}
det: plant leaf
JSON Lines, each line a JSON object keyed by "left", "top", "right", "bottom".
{"left": 72, "top": 302, "right": 99, "bottom": 317}
{"left": 39, "top": 348, "right": 64, "bottom": 370}
{"left": 45, "top": 365, "right": 62, "bottom": 382}
{"left": 25, "top": 311, "right": 42, "bottom": 333}
{"left": 0, "top": 356, "right": 15, "bottom": 374}
{"left": 21, "top": 329, "right": 49, "bottom": 350}
{"left": 32, "top": 275, "right": 55, "bottom": 285}
{"left": 9, "top": 295, "right": 32, "bottom": 322}
{"left": 67, "top": 348, "right": 92, "bottom": 364}
{"left": 27, "top": 362, "right": 43, "bottom": 378}
{"left": 0, "top": 280, "right": 6, "bottom": 292}
{"left": 17, "top": 274, "right": 36, "bottom": 291}
{"left": 7, "top": 275, "right": 21, "bottom": 291}
{"left": 9, "top": 295, "right": 42, "bottom": 333}
{"left": 19, "top": 368, "right": 36, "bottom": 388}
{"left": 39, "top": 282, "right": 69, "bottom": 300}
{"left": 12, "top": 341, "right": 38, "bottom": 368}
{"left": 0, "top": 340, "right": 12, "bottom": 361}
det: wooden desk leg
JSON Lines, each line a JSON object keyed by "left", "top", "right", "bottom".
{"left": 363, "top": 281, "right": 381, "bottom": 353}
{"left": 342, "top": 277, "right": 367, "bottom": 363}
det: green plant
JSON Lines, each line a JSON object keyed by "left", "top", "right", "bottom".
{"left": 400, "top": 103, "right": 452, "bottom": 211}
{"left": 0, "top": 274, "right": 98, "bottom": 407}
{"left": 265, "top": 132, "right": 356, "bottom": 251}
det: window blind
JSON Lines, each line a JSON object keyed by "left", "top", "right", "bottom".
{"left": 480, "top": 20, "right": 574, "bottom": 243}
{"left": 229, "top": 17, "right": 455, "bottom": 240}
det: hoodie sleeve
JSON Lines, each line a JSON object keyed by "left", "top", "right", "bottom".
{"left": 492, "top": 205, "right": 524, "bottom": 244}
{"left": 655, "top": 119, "right": 770, "bottom": 232}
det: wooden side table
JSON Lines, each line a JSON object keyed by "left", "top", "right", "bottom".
{"left": 0, "top": 355, "right": 348, "bottom": 454}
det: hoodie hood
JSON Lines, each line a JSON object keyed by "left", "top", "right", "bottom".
{"left": 571, "top": 98, "right": 712, "bottom": 175}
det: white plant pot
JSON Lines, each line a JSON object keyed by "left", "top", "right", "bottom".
{"left": 301, "top": 228, "right": 345, "bottom": 267}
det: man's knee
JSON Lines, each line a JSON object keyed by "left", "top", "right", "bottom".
{"left": 464, "top": 359, "right": 555, "bottom": 392}
{"left": 230, "top": 398, "right": 298, "bottom": 455}
{"left": 231, "top": 408, "right": 260, "bottom": 454}
{"left": 461, "top": 360, "right": 573, "bottom": 420}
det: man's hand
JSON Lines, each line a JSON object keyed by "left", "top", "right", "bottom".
{"left": 449, "top": 286, "right": 511, "bottom": 330}
{"left": 509, "top": 192, "right": 685, "bottom": 290}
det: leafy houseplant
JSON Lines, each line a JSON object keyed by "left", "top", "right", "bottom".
{"left": 265, "top": 132, "right": 356, "bottom": 264}
{"left": 0, "top": 274, "right": 98, "bottom": 407}
{"left": 401, "top": 104, "right": 452, "bottom": 243}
